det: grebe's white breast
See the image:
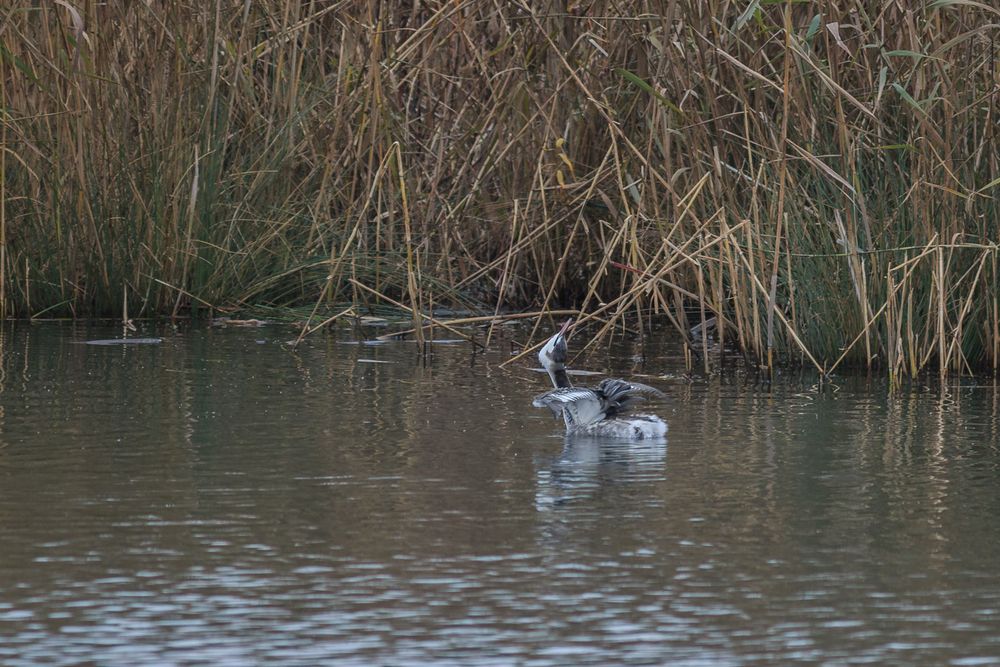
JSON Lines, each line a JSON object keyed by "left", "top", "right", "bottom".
{"left": 575, "top": 414, "right": 667, "bottom": 440}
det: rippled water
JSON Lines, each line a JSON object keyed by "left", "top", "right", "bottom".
{"left": 1, "top": 322, "right": 999, "bottom": 665}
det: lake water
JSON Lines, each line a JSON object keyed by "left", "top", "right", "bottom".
{"left": 1, "top": 322, "right": 999, "bottom": 665}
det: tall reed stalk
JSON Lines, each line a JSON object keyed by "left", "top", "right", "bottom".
{"left": 2, "top": 1, "right": 998, "bottom": 375}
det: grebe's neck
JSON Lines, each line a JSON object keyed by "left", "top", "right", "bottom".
{"left": 539, "top": 320, "right": 573, "bottom": 389}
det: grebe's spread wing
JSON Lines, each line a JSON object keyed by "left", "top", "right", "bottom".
{"left": 533, "top": 379, "right": 665, "bottom": 427}
{"left": 533, "top": 388, "right": 606, "bottom": 427}
{"left": 595, "top": 379, "right": 665, "bottom": 417}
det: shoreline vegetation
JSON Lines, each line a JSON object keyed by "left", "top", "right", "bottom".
{"left": 2, "top": 2, "right": 998, "bottom": 378}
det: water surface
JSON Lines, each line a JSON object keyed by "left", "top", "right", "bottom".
{"left": 1, "top": 322, "right": 999, "bottom": 665}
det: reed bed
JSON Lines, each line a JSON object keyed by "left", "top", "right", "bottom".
{"left": 2, "top": 1, "right": 998, "bottom": 376}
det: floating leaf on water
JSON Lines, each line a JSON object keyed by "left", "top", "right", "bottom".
{"left": 84, "top": 338, "right": 163, "bottom": 346}
{"left": 356, "top": 359, "right": 394, "bottom": 364}
{"left": 212, "top": 318, "right": 267, "bottom": 327}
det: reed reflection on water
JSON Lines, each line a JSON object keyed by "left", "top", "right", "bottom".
{"left": 0, "top": 322, "right": 999, "bottom": 665}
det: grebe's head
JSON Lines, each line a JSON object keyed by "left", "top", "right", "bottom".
{"left": 538, "top": 319, "right": 572, "bottom": 388}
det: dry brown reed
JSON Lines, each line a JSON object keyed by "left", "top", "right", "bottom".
{"left": 2, "top": 1, "right": 999, "bottom": 376}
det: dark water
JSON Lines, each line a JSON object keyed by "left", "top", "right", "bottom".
{"left": 1, "top": 322, "right": 999, "bottom": 666}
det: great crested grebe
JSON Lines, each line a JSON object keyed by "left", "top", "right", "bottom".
{"left": 533, "top": 320, "right": 667, "bottom": 440}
